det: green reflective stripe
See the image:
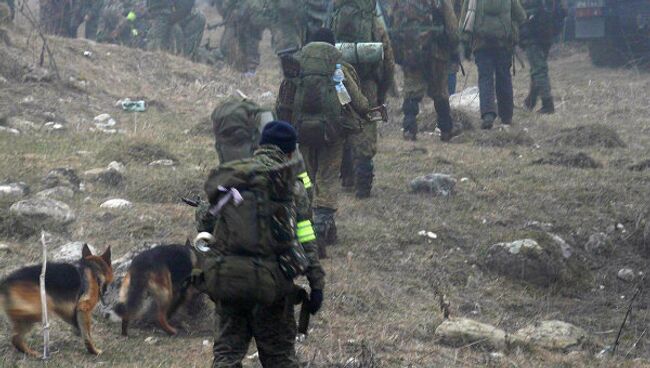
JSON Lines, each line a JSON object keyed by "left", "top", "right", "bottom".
{"left": 127, "top": 11, "right": 137, "bottom": 21}
{"left": 297, "top": 220, "right": 316, "bottom": 243}
{"left": 298, "top": 172, "right": 312, "bottom": 189}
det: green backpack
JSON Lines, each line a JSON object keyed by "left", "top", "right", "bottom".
{"left": 199, "top": 156, "right": 297, "bottom": 305}
{"left": 473, "top": 0, "right": 513, "bottom": 43}
{"left": 331, "top": 0, "right": 376, "bottom": 43}
{"left": 211, "top": 97, "right": 267, "bottom": 163}
{"left": 291, "top": 42, "right": 359, "bottom": 145}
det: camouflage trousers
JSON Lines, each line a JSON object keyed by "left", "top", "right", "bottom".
{"left": 147, "top": 10, "right": 205, "bottom": 60}
{"left": 341, "top": 79, "right": 378, "bottom": 188}
{"left": 403, "top": 58, "right": 453, "bottom": 133}
{"left": 525, "top": 42, "right": 552, "bottom": 99}
{"left": 301, "top": 139, "right": 344, "bottom": 211}
{"left": 212, "top": 298, "right": 299, "bottom": 368}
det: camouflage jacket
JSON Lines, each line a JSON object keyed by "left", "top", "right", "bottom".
{"left": 392, "top": 0, "right": 460, "bottom": 61}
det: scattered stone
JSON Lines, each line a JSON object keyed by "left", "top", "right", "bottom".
{"left": 54, "top": 241, "right": 96, "bottom": 262}
{"left": 35, "top": 186, "right": 74, "bottom": 200}
{"left": 479, "top": 239, "right": 561, "bottom": 287}
{"left": 93, "top": 113, "right": 117, "bottom": 133}
{"left": 0, "top": 243, "right": 10, "bottom": 252}
{"left": 410, "top": 173, "right": 456, "bottom": 196}
{"left": 100, "top": 198, "right": 133, "bottom": 209}
{"left": 546, "top": 124, "right": 626, "bottom": 149}
{"left": 418, "top": 230, "right": 438, "bottom": 240}
{"left": 42, "top": 168, "right": 81, "bottom": 191}
{"left": 532, "top": 151, "right": 602, "bottom": 169}
{"left": 7, "top": 117, "right": 38, "bottom": 131}
{"left": 148, "top": 159, "right": 175, "bottom": 167}
{"left": 617, "top": 268, "right": 635, "bottom": 283}
{"left": 513, "top": 321, "right": 589, "bottom": 351}
{"left": 584, "top": 232, "right": 613, "bottom": 255}
{"left": 44, "top": 122, "right": 65, "bottom": 132}
{"left": 9, "top": 198, "right": 76, "bottom": 228}
{"left": 0, "top": 125, "right": 20, "bottom": 135}
{"left": 435, "top": 318, "right": 507, "bottom": 350}
{"left": 0, "top": 182, "right": 29, "bottom": 202}
{"left": 144, "top": 336, "right": 158, "bottom": 345}
{"left": 84, "top": 164, "right": 125, "bottom": 187}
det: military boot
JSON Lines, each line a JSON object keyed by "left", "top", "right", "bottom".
{"left": 354, "top": 159, "right": 374, "bottom": 199}
{"left": 524, "top": 83, "right": 538, "bottom": 111}
{"left": 402, "top": 98, "right": 420, "bottom": 141}
{"left": 538, "top": 97, "right": 555, "bottom": 114}
{"left": 434, "top": 98, "right": 454, "bottom": 142}
{"left": 481, "top": 112, "right": 496, "bottom": 130}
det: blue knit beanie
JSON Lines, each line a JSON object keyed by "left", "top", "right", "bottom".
{"left": 259, "top": 121, "right": 297, "bottom": 154}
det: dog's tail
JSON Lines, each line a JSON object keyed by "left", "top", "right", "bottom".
{"left": 114, "top": 270, "right": 147, "bottom": 318}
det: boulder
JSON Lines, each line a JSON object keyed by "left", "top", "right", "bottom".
{"left": 84, "top": 166, "right": 124, "bottom": 187}
{"left": 0, "top": 182, "right": 29, "bottom": 202}
{"left": 7, "top": 117, "right": 38, "bottom": 131}
{"left": 513, "top": 321, "right": 589, "bottom": 351}
{"left": 617, "top": 268, "right": 635, "bottom": 283}
{"left": 54, "top": 241, "right": 96, "bottom": 262}
{"left": 9, "top": 198, "right": 76, "bottom": 228}
{"left": 479, "top": 238, "right": 570, "bottom": 287}
{"left": 42, "top": 168, "right": 81, "bottom": 191}
{"left": 435, "top": 318, "right": 507, "bottom": 350}
{"left": 410, "top": 173, "right": 456, "bottom": 196}
{"left": 0, "top": 126, "right": 20, "bottom": 135}
{"left": 35, "top": 186, "right": 75, "bottom": 200}
{"left": 100, "top": 198, "right": 133, "bottom": 209}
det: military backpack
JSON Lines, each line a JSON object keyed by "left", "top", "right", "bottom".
{"left": 211, "top": 97, "right": 268, "bottom": 163}
{"left": 391, "top": 0, "right": 446, "bottom": 67}
{"left": 198, "top": 155, "right": 299, "bottom": 305}
{"left": 279, "top": 42, "right": 361, "bottom": 146}
{"left": 472, "top": 0, "right": 514, "bottom": 43}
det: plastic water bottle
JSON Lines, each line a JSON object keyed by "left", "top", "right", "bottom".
{"left": 333, "top": 64, "right": 352, "bottom": 105}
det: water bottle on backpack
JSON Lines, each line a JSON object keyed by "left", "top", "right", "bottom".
{"left": 333, "top": 64, "right": 352, "bottom": 105}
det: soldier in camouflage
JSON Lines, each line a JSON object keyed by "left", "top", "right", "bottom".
{"left": 146, "top": 0, "right": 205, "bottom": 60}
{"left": 333, "top": 0, "right": 396, "bottom": 198}
{"left": 96, "top": 0, "right": 148, "bottom": 47}
{"left": 520, "top": 0, "right": 566, "bottom": 114}
{"left": 392, "top": 0, "right": 459, "bottom": 142}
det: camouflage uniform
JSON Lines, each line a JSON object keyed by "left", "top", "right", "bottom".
{"left": 520, "top": 0, "right": 566, "bottom": 114}
{"left": 392, "top": 0, "right": 459, "bottom": 141}
{"left": 334, "top": 0, "right": 396, "bottom": 198}
{"left": 147, "top": 0, "right": 206, "bottom": 60}
{"left": 96, "top": 0, "right": 148, "bottom": 47}
{"left": 208, "top": 145, "right": 324, "bottom": 368}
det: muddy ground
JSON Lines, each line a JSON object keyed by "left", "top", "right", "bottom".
{"left": 1, "top": 11, "right": 650, "bottom": 368}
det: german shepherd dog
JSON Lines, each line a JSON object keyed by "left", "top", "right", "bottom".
{"left": 114, "top": 242, "right": 196, "bottom": 337}
{"left": 0, "top": 244, "right": 113, "bottom": 356}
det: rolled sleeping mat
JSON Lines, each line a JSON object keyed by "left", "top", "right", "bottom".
{"left": 335, "top": 42, "right": 384, "bottom": 64}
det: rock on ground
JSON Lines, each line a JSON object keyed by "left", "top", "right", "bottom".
{"left": 435, "top": 318, "right": 507, "bottom": 350}
{"left": 35, "top": 186, "right": 75, "bottom": 200}
{"left": 584, "top": 232, "right": 613, "bottom": 255}
{"left": 84, "top": 164, "right": 125, "bottom": 187}
{"left": 410, "top": 174, "right": 456, "bottom": 196}
{"left": 617, "top": 268, "right": 635, "bottom": 282}
{"left": 450, "top": 87, "right": 480, "bottom": 113}
{"left": 54, "top": 241, "right": 96, "bottom": 262}
{"left": 479, "top": 239, "right": 566, "bottom": 287}
{"left": 513, "top": 321, "right": 589, "bottom": 351}
{"left": 0, "top": 182, "right": 29, "bottom": 202}
{"left": 100, "top": 198, "right": 133, "bottom": 209}
{"left": 42, "top": 168, "right": 81, "bottom": 191}
{"left": 9, "top": 198, "right": 76, "bottom": 228}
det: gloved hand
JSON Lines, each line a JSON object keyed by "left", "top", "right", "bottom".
{"left": 307, "top": 289, "right": 323, "bottom": 314}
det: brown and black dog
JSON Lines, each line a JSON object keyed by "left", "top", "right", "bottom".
{"left": 114, "top": 242, "right": 197, "bottom": 337}
{"left": 0, "top": 244, "right": 113, "bottom": 356}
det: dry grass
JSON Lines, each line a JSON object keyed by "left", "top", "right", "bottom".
{"left": 1, "top": 22, "right": 650, "bottom": 368}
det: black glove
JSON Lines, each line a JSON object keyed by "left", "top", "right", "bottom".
{"left": 307, "top": 289, "right": 323, "bottom": 314}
